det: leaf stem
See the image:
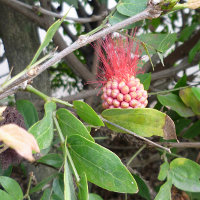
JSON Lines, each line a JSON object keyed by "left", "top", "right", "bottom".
{"left": 127, "top": 144, "right": 146, "bottom": 166}
{"left": 26, "top": 85, "right": 49, "bottom": 101}
{"left": 51, "top": 97, "right": 73, "bottom": 108}
{"left": 101, "top": 117, "right": 171, "bottom": 153}
{"left": 23, "top": 172, "right": 33, "bottom": 200}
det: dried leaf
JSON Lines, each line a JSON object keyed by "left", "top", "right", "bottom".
{"left": 0, "top": 124, "right": 40, "bottom": 161}
{"left": 163, "top": 115, "right": 177, "bottom": 140}
{"left": 187, "top": 0, "right": 200, "bottom": 9}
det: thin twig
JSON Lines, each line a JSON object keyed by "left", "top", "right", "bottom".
{"left": 101, "top": 117, "right": 171, "bottom": 153}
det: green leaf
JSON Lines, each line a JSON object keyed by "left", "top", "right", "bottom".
{"left": 73, "top": 101, "right": 104, "bottom": 127}
{"left": 192, "top": 87, "right": 200, "bottom": 101}
{"left": 28, "top": 12, "right": 69, "bottom": 67}
{"left": 41, "top": 188, "right": 51, "bottom": 200}
{"left": 117, "top": 0, "right": 148, "bottom": 17}
{"left": 183, "top": 120, "right": 200, "bottom": 138}
{"left": 0, "top": 176, "right": 23, "bottom": 200}
{"left": 179, "top": 88, "right": 200, "bottom": 115}
{"left": 102, "top": 108, "right": 176, "bottom": 140}
{"left": 52, "top": 176, "right": 64, "bottom": 200}
{"left": 29, "top": 102, "right": 56, "bottom": 150}
{"left": 0, "top": 189, "right": 15, "bottom": 200}
{"left": 30, "top": 173, "right": 58, "bottom": 194}
{"left": 179, "top": 23, "right": 198, "bottom": 42}
{"left": 170, "top": 158, "right": 200, "bottom": 192}
{"left": 157, "top": 93, "right": 195, "bottom": 117}
{"left": 154, "top": 180, "right": 172, "bottom": 200}
{"left": 37, "top": 153, "right": 63, "bottom": 169}
{"left": 175, "top": 118, "right": 191, "bottom": 135}
{"left": 189, "top": 40, "right": 200, "bottom": 63}
{"left": 158, "top": 161, "right": 169, "bottom": 181}
{"left": 16, "top": 99, "right": 39, "bottom": 129}
{"left": 138, "top": 33, "right": 177, "bottom": 54}
{"left": 89, "top": 193, "right": 103, "bottom": 200}
{"left": 68, "top": 135, "right": 138, "bottom": 193}
{"left": 136, "top": 73, "right": 151, "bottom": 90}
{"left": 133, "top": 174, "right": 151, "bottom": 200}
{"left": 56, "top": 108, "right": 94, "bottom": 142}
{"left": 173, "top": 74, "right": 187, "bottom": 95}
{"left": 78, "top": 172, "right": 88, "bottom": 200}
{"left": 109, "top": 11, "right": 143, "bottom": 28}
{"left": 64, "top": 0, "right": 78, "bottom": 8}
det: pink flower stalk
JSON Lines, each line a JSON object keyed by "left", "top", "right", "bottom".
{"left": 96, "top": 35, "right": 148, "bottom": 109}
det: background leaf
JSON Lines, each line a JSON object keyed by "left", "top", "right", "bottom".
{"left": 78, "top": 172, "right": 88, "bottom": 200}
{"left": 29, "top": 102, "right": 56, "bottom": 150}
{"left": 170, "top": 158, "right": 200, "bottom": 192}
{"left": 157, "top": 93, "right": 195, "bottom": 117}
{"left": 16, "top": 99, "right": 38, "bottom": 129}
{"left": 154, "top": 180, "right": 172, "bottom": 200}
{"left": 136, "top": 73, "right": 151, "bottom": 90}
{"left": 89, "top": 193, "right": 103, "bottom": 200}
{"left": 102, "top": 108, "right": 176, "bottom": 139}
{"left": 0, "top": 176, "right": 23, "bottom": 200}
{"left": 56, "top": 108, "right": 94, "bottom": 142}
{"left": 68, "top": 135, "right": 138, "bottom": 193}
{"left": 73, "top": 101, "right": 104, "bottom": 127}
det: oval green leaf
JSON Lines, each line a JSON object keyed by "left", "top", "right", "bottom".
{"left": 56, "top": 108, "right": 94, "bottom": 142}
{"left": 29, "top": 101, "right": 56, "bottom": 150}
{"left": 0, "top": 190, "right": 15, "bottom": 200}
{"left": 37, "top": 153, "right": 63, "bottom": 169}
{"left": 157, "top": 93, "right": 195, "bottom": 117}
{"left": 102, "top": 108, "right": 176, "bottom": 140}
{"left": 73, "top": 101, "right": 104, "bottom": 127}
{"left": 154, "top": 180, "right": 172, "bottom": 200}
{"left": 170, "top": 158, "right": 200, "bottom": 192}
{"left": 16, "top": 99, "right": 39, "bottom": 129}
{"left": 89, "top": 193, "right": 103, "bottom": 200}
{"left": 78, "top": 172, "right": 88, "bottom": 200}
{"left": 117, "top": 0, "right": 148, "bottom": 17}
{"left": 179, "top": 88, "right": 200, "bottom": 115}
{"left": 68, "top": 135, "right": 138, "bottom": 193}
{"left": 0, "top": 176, "right": 23, "bottom": 200}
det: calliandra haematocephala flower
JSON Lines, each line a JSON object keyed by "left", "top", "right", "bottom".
{"left": 95, "top": 34, "right": 148, "bottom": 109}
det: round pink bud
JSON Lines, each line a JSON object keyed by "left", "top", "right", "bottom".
{"left": 106, "top": 81, "right": 112, "bottom": 89}
{"left": 130, "top": 92, "right": 137, "bottom": 99}
{"left": 144, "top": 100, "right": 148, "bottom": 107}
{"left": 111, "top": 89, "right": 119, "bottom": 98}
{"left": 121, "top": 101, "right": 129, "bottom": 108}
{"left": 140, "top": 104, "right": 145, "bottom": 108}
{"left": 142, "top": 90, "right": 148, "bottom": 98}
{"left": 102, "top": 101, "right": 109, "bottom": 109}
{"left": 130, "top": 87, "right": 137, "bottom": 92}
{"left": 136, "top": 91, "right": 143, "bottom": 99}
{"left": 135, "top": 102, "right": 142, "bottom": 108}
{"left": 117, "top": 93, "right": 124, "bottom": 102}
{"left": 109, "top": 105, "right": 115, "bottom": 109}
{"left": 106, "top": 88, "right": 112, "bottom": 97}
{"left": 130, "top": 76, "right": 135, "bottom": 81}
{"left": 124, "top": 94, "right": 131, "bottom": 102}
{"left": 112, "top": 81, "right": 118, "bottom": 89}
{"left": 101, "top": 93, "right": 108, "bottom": 100}
{"left": 113, "top": 99, "right": 120, "bottom": 107}
{"left": 106, "top": 97, "right": 113, "bottom": 105}
{"left": 118, "top": 81, "right": 126, "bottom": 90}
{"left": 138, "top": 96, "right": 146, "bottom": 103}
{"left": 127, "top": 80, "right": 136, "bottom": 87}
{"left": 121, "top": 85, "right": 129, "bottom": 95}
{"left": 103, "top": 86, "right": 106, "bottom": 93}
{"left": 130, "top": 99, "right": 138, "bottom": 108}
{"left": 137, "top": 84, "right": 144, "bottom": 91}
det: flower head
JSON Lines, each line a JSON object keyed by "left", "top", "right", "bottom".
{"left": 95, "top": 34, "right": 148, "bottom": 109}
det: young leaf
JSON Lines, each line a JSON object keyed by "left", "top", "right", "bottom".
{"left": 183, "top": 120, "right": 200, "bottom": 138}
{"left": 78, "top": 172, "right": 88, "bottom": 200}
{"left": 41, "top": 188, "right": 51, "bottom": 200}
{"left": 189, "top": 40, "right": 200, "bottom": 62}
{"left": 117, "top": 0, "right": 148, "bottom": 17}
{"left": 170, "top": 158, "right": 200, "bottom": 192}
{"left": 154, "top": 180, "right": 172, "bottom": 200}
{"left": 68, "top": 135, "right": 138, "bottom": 193}
{"left": 102, "top": 108, "right": 176, "bottom": 140}
{"left": 157, "top": 93, "right": 195, "bottom": 117}
{"left": 29, "top": 101, "right": 56, "bottom": 150}
{"left": 0, "top": 124, "right": 40, "bottom": 161}
{"left": 0, "top": 176, "right": 23, "bottom": 200}
{"left": 56, "top": 108, "right": 94, "bottom": 142}
{"left": 133, "top": 174, "right": 151, "bottom": 200}
{"left": 179, "top": 88, "right": 200, "bottom": 115}
{"left": 173, "top": 74, "right": 187, "bottom": 95}
{"left": 73, "top": 101, "right": 104, "bottom": 127}
{"left": 89, "top": 193, "right": 103, "bottom": 200}
{"left": 158, "top": 161, "right": 170, "bottom": 181}
{"left": 52, "top": 176, "right": 64, "bottom": 200}
{"left": 136, "top": 73, "right": 151, "bottom": 90}
{"left": 16, "top": 99, "right": 39, "bottom": 129}
{"left": 37, "top": 153, "right": 63, "bottom": 169}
